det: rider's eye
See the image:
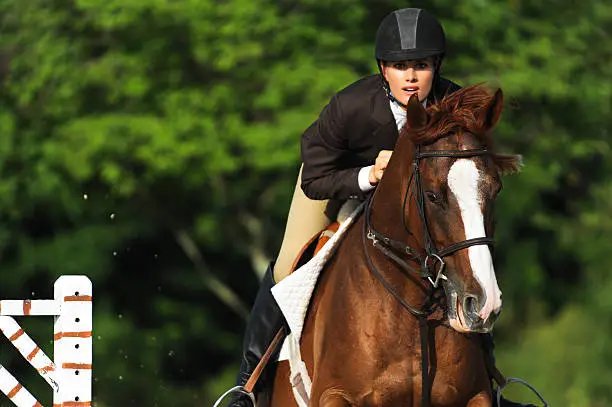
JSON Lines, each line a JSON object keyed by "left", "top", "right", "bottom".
{"left": 426, "top": 191, "right": 442, "bottom": 204}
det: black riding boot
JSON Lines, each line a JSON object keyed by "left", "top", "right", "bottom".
{"left": 229, "top": 263, "right": 287, "bottom": 407}
{"left": 484, "top": 334, "right": 538, "bottom": 407}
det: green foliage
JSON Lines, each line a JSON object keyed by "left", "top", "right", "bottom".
{"left": 0, "top": 0, "right": 610, "bottom": 405}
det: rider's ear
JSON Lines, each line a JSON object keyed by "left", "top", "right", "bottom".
{"left": 481, "top": 88, "right": 504, "bottom": 131}
{"left": 406, "top": 93, "right": 428, "bottom": 128}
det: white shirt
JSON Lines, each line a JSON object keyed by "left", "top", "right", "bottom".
{"left": 357, "top": 98, "right": 426, "bottom": 192}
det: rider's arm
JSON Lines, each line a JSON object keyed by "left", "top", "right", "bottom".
{"left": 300, "top": 94, "right": 372, "bottom": 200}
{"left": 358, "top": 166, "right": 376, "bottom": 192}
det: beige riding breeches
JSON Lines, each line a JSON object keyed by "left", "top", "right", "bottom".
{"left": 273, "top": 165, "right": 331, "bottom": 282}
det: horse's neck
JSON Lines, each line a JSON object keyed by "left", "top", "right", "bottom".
{"left": 359, "top": 135, "right": 434, "bottom": 311}
{"left": 369, "top": 134, "right": 423, "bottom": 245}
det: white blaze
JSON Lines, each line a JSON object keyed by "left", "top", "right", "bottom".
{"left": 447, "top": 159, "right": 502, "bottom": 320}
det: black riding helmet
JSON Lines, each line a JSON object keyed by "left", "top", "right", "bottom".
{"left": 375, "top": 8, "right": 446, "bottom": 61}
{"left": 375, "top": 8, "right": 446, "bottom": 106}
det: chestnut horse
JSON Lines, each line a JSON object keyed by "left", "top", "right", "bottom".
{"left": 270, "top": 85, "right": 521, "bottom": 407}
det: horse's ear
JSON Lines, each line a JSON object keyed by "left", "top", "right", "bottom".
{"left": 482, "top": 88, "right": 504, "bottom": 130}
{"left": 406, "top": 93, "right": 428, "bottom": 129}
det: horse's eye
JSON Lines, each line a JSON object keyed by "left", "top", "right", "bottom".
{"left": 426, "top": 191, "right": 441, "bottom": 204}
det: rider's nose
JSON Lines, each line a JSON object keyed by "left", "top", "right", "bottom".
{"left": 406, "top": 68, "right": 417, "bottom": 82}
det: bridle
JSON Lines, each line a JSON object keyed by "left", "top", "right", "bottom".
{"left": 363, "top": 144, "right": 494, "bottom": 315}
{"left": 362, "top": 144, "right": 494, "bottom": 407}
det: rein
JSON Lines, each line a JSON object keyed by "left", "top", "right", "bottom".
{"left": 362, "top": 145, "right": 493, "bottom": 407}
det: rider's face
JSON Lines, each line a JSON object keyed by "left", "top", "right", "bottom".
{"left": 381, "top": 58, "right": 435, "bottom": 107}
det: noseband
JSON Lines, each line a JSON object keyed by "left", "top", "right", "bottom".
{"left": 363, "top": 145, "right": 494, "bottom": 317}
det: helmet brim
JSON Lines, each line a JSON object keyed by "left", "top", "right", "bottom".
{"left": 376, "top": 48, "right": 444, "bottom": 62}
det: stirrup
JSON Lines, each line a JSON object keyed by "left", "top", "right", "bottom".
{"left": 212, "top": 385, "right": 256, "bottom": 407}
{"left": 496, "top": 377, "right": 549, "bottom": 407}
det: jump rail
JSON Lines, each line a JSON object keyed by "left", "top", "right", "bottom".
{"left": 0, "top": 275, "right": 92, "bottom": 407}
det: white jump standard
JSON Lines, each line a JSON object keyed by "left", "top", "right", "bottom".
{"left": 0, "top": 276, "right": 93, "bottom": 407}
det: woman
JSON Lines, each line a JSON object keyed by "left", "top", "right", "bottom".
{"left": 231, "top": 8, "right": 530, "bottom": 407}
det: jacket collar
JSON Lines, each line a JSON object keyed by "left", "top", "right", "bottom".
{"left": 371, "top": 83, "right": 395, "bottom": 126}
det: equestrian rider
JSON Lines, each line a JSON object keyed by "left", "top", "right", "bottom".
{"left": 230, "top": 8, "right": 533, "bottom": 407}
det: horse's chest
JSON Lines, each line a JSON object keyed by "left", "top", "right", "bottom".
{"left": 332, "top": 331, "right": 487, "bottom": 406}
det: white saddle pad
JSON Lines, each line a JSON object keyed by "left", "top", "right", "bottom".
{"left": 270, "top": 200, "right": 364, "bottom": 407}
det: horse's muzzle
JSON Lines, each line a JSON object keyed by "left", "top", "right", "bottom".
{"left": 448, "top": 291, "right": 501, "bottom": 333}
{"left": 463, "top": 295, "right": 501, "bottom": 332}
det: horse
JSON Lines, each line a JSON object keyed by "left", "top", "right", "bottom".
{"left": 268, "top": 84, "right": 522, "bottom": 407}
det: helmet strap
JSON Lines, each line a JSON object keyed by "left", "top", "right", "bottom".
{"left": 378, "top": 60, "right": 409, "bottom": 109}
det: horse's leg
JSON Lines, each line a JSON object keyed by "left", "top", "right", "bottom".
{"left": 466, "top": 392, "right": 492, "bottom": 407}
{"left": 320, "top": 399, "right": 351, "bottom": 407}
{"left": 318, "top": 389, "right": 353, "bottom": 407}
{"left": 268, "top": 361, "right": 298, "bottom": 407}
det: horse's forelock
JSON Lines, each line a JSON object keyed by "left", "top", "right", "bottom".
{"left": 405, "top": 84, "right": 502, "bottom": 146}
{"left": 402, "top": 84, "right": 522, "bottom": 175}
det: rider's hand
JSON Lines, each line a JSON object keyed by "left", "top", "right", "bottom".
{"left": 369, "top": 150, "right": 393, "bottom": 185}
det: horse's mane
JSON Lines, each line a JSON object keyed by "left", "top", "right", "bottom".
{"left": 404, "top": 84, "right": 522, "bottom": 174}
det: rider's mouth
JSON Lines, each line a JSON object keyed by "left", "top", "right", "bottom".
{"left": 403, "top": 86, "right": 420, "bottom": 93}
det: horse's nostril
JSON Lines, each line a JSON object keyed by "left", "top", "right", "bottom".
{"left": 463, "top": 295, "right": 479, "bottom": 315}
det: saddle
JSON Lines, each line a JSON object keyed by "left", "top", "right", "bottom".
{"left": 290, "top": 222, "right": 340, "bottom": 273}
{"left": 239, "top": 222, "right": 341, "bottom": 406}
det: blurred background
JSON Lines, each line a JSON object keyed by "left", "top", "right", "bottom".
{"left": 0, "top": 0, "right": 610, "bottom": 406}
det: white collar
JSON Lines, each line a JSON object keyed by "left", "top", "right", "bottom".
{"left": 388, "top": 98, "right": 428, "bottom": 130}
